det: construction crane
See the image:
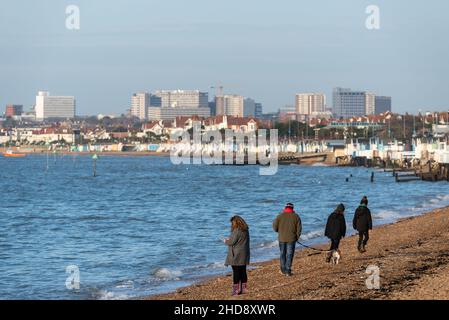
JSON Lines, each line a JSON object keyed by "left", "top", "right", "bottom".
{"left": 210, "top": 85, "right": 224, "bottom": 97}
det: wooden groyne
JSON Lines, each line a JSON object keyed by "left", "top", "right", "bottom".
{"left": 337, "top": 154, "right": 449, "bottom": 183}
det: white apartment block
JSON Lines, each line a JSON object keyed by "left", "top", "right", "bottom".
{"left": 333, "top": 88, "right": 368, "bottom": 119}
{"left": 365, "top": 93, "right": 376, "bottom": 116}
{"left": 295, "top": 93, "right": 326, "bottom": 116}
{"left": 154, "top": 90, "right": 208, "bottom": 108}
{"left": 35, "top": 91, "right": 75, "bottom": 120}
{"left": 130, "top": 92, "right": 150, "bottom": 120}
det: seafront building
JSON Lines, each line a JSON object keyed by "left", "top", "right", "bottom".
{"left": 130, "top": 92, "right": 161, "bottom": 120}
{"left": 35, "top": 91, "right": 75, "bottom": 120}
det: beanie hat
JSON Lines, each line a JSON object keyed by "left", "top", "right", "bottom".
{"left": 336, "top": 203, "right": 345, "bottom": 212}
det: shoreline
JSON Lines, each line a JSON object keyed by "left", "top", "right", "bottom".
{"left": 146, "top": 206, "right": 449, "bottom": 300}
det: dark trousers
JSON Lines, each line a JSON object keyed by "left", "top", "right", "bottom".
{"left": 279, "top": 241, "right": 296, "bottom": 274}
{"left": 232, "top": 266, "right": 247, "bottom": 285}
{"left": 358, "top": 231, "right": 369, "bottom": 248}
{"left": 330, "top": 238, "right": 340, "bottom": 251}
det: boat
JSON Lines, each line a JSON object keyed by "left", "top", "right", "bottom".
{"left": 2, "top": 149, "right": 26, "bottom": 158}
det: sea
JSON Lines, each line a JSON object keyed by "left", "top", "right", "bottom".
{"left": 1, "top": 154, "right": 448, "bottom": 299}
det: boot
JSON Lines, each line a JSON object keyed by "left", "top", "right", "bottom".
{"left": 361, "top": 244, "right": 366, "bottom": 253}
{"left": 240, "top": 282, "right": 248, "bottom": 294}
{"left": 357, "top": 244, "right": 363, "bottom": 253}
{"left": 325, "top": 251, "right": 332, "bottom": 263}
{"left": 232, "top": 284, "right": 240, "bottom": 296}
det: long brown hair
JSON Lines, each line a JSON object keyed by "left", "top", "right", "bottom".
{"left": 230, "top": 215, "right": 249, "bottom": 232}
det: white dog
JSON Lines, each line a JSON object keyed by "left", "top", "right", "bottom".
{"left": 328, "top": 249, "right": 341, "bottom": 265}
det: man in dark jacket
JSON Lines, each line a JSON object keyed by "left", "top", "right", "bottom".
{"left": 273, "top": 203, "right": 302, "bottom": 276}
{"left": 325, "top": 203, "right": 346, "bottom": 259}
{"left": 353, "top": 196, "right": 373, "bottom": 253}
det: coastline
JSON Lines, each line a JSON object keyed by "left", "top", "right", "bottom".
{"left": 146, "top": 206, "right": 449, "bottom": 300}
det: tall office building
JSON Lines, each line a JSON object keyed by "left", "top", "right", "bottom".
{"left": 154, "top": 90, "right": 208, "bottom": 109}
{"left": 332, "top": 87, "right": 376, "bottom": 118}
{"left": 295, "top": 93, "right": 326, "bottom": 116}
{"left": 243, "top": 98, "right": 256, "bottom": 117}
{"left": 5, "top": 104, "right": 23, "bottom": 117}
{"left": 35, "top": 91, "right": 75, "bottom": 120}
{"left": 375, "top": 96, "right": 392, "bottom": 114}
{"left": 255, "top": 103, "right": 263, "bottom": 118}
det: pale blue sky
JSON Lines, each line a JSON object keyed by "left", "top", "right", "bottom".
{"left": 1, "top": 0, "right": 448, "bottom": 115}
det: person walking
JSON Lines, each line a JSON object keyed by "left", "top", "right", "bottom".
{"left": 353, "top": 196, "right": 373, "bottom": 253}
{"left": 273, "top": 203, "right": 302, "bottom": 276}
{"left": 223, "top": 215, "right": 250, "bottom": 296}
{"left": 324, "top": 203, "right": 346, "bottom": 262}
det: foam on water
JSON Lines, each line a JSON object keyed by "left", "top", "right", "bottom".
{"left": 153, "top": 268, "right": 183, "bottom": 281}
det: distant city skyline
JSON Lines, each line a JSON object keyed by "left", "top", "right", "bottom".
{"left": 1, "top": 0, "right": 449, "bottom": 115}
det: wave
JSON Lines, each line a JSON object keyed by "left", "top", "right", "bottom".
{"left": 372, "top": 210, "right": 401, "bottom": 220}
{"left": 301, "top": 230, "right": 322, "bottom": 240}
{"left": 256, "top": 240, "right": 278, "bottom": 249}
{"left": 153, "top": 268, "right": 183, "bottom": 280}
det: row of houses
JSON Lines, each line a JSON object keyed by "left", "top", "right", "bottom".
{"left": 142, "top": 115, "right": 260, "bottom": 136}
{"left": 0, "top": 115, "right": 261, "bottom": 145}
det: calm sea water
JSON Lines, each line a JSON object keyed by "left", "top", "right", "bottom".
{"left": 1, "top": 154, "right": 448, "bottom": 299}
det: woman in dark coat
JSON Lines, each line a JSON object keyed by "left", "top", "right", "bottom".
{"left": 353, "top": 196, "right": 373, "bottom": 253}
{"left": 223, "top": 215, "right": 250, "bottom": 296}
{"left": 325, "top": 203, "right": 347, "bottom": 254}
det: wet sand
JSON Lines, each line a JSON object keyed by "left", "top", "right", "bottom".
{"left": 148, "top": 206, "right": 449, "bottom": 300}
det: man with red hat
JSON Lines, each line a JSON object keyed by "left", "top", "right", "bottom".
{"left": 273, "top": 203, "right": 302, "bottom": 276}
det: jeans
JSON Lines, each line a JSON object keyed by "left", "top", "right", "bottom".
{"left": 231, "top": 266, "right": 248, "bottom": 285}
{"left": 358, "top": 231, "right": 369, "bottom": 248}
{"left": 279, "top": 242, "right": 296, "bottom": 274}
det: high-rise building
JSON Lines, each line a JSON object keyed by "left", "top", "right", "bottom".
{"left": 295, "top": 93, "right": 326, "bottom": 116}
{"left": 214, "top": 95, "right": 245, "bottom": 117}
{"left": 332, "top": 87, "right": 375, "bottom": 118}
{"left": 35, "top": 91, "right": 75, "bottom": 120}
{"left": 365, "top": 93, "right": 376, "bottom": 115}
{"left": 375, "top": 96, "right": 392, "bottom": 114}
{"left": 255, "top": 103, "right": 263, "bottom": 118}
{"left": 215, "top": 96, "right": 225, "bottom": 115}
{"left": 5, "top": 104, "right": 23, "bottom": 117}
{"left": 130, "top": 92, "right": 150, "bottom": 120}
{"left": 154, "top": 90, "right": 208, "bottom": 109}
{"left": 243, "top": 98, "right": 256, "bottom": 117}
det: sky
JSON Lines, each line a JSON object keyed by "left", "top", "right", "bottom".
{"left": 1, "top": 0, "right": 449, "bottom": 115}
